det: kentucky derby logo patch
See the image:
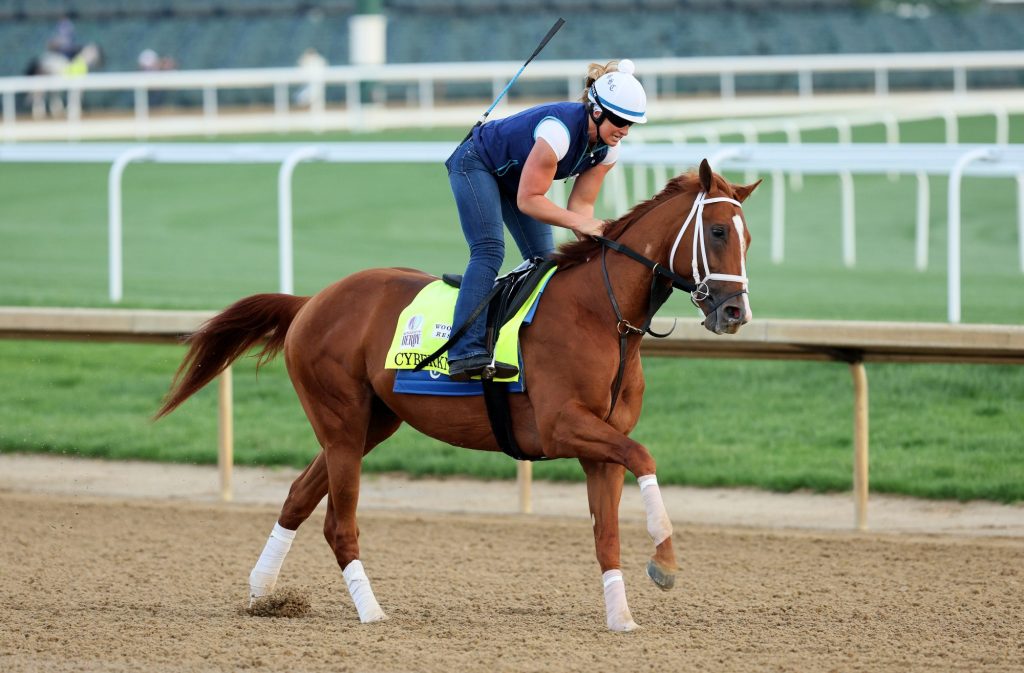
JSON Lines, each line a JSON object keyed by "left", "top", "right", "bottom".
{"left": 401, "top": 315, "right": 424, "bottom": 349}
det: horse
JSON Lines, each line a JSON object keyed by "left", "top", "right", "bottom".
{"left": 156, "top": 159, "right": 760, "bottom": 631}
{"left": 23, "top": 43, "right": 104, "bottom": 119}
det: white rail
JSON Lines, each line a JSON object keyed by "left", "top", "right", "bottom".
{"left": 2, "top": 306, "right": 1021, "bottom": 527}
{"left": 3, "top": 51, "right": 1024, "bottom": 138}
{"left": 1, "top": 142, "right": 1022, "bottom": 323}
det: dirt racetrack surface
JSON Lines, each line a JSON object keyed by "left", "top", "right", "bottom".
{"left": 1, "top": 455, "right": 1022, "bottom": 672}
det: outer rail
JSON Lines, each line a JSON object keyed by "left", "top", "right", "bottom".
{"left": 2, "top": 307, "right": 1021, "bottom": 528}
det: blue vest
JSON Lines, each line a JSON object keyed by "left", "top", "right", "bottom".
{"left": 471, "top": 102, "right": 610, "bottom": 195}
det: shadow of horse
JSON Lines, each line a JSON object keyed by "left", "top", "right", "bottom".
{"left": 23, "top": 43, "right": 104, "bottom": 118}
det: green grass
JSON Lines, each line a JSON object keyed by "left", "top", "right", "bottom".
{"left": 0, "top": 115, "right": 1022, "bottom": 501}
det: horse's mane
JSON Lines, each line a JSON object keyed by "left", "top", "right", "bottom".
{"left": 550, "top": 171, "right": 704, "bottom": 270}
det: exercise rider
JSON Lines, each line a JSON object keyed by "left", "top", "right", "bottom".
{"left": 444, "top": 58, "right": 649, "bottom": 381}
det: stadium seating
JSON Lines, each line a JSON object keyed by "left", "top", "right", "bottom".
{"left": 2, "top": 0, "right": 1023, "bottom": 102}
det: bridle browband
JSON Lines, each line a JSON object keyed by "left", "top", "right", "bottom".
{"left": 595, "top": 190, "right": 749, "bottom": 421}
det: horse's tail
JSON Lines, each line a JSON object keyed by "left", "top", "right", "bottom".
{"left": 155, "top": 293, "right": 311, "bottom": 419}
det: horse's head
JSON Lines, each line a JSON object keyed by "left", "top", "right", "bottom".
{"left": 667, "top": 159, "right": 760, "bottom": 335}
{"left": 552, "top": 161, "right": 760, "bottom": 335}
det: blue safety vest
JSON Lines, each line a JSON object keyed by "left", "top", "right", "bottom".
{"left": 471, "top": 102, "right": 610, "bottom": 195}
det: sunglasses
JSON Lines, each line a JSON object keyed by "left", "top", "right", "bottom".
{"left": 602, "top": 108, "right": 635, "bottom": 128}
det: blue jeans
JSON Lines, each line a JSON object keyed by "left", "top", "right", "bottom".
{"left": 445, "top": 139, "right": 554, "bottom": 362}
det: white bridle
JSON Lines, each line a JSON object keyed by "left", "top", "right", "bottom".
{"left": 667, "top": 191, "right": 751, "bottom": 316}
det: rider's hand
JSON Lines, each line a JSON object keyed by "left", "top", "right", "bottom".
{"left": 572, "top": 216, "right": 606, "bottom": 238}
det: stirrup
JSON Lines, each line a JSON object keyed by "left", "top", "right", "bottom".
{"left": 449, "top": 355, "right": 518, "bottom": 382}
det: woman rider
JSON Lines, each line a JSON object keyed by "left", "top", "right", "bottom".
{"left": 444, "top": 58, "right": 648, "bottom": 381}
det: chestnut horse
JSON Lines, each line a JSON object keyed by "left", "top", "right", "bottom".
{"left": 157, "top": 160, "right": 759, "bottom": 631}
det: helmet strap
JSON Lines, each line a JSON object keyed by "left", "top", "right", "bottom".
{"left": 587, "top": 95, "right": 608, "bottom": 132}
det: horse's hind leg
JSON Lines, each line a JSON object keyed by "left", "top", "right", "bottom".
{"left": 580, "top": 458, "right": 639, "bottom": 632}
{"left": 248, "top": 452, "right": 326, "bottom": 603}
{"left": 248, "top": 400, "right": 400, "bottom": 606}
{"left": 313, "top": 390, "right": 391, "bottom": 623}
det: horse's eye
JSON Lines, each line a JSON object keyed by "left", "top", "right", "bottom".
{"left": 711, "top": 226, "right": 726, "bottom": 239}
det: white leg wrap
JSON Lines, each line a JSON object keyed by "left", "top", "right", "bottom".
{"left": 602, "top": 570, "right": 639, "bottom": 632}
{"left": 638, "top": 475, "right": 673, "bottom": 546}
{"left": 343, "top": 560, "right": 387, "bottom": 623}
{"left": 249, "top": 523, "right": 296, "bottom": 602}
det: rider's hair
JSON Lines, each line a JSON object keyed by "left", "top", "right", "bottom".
{"left": 580, "top": 60, "right": 620, "bottom": 104}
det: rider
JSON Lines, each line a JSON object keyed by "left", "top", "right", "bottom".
{"left": 445, "top": 58, "right": 648, "bottom": 381}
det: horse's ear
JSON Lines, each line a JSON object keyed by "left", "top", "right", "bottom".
{"left": 733, "top": 179, "right": 763, "bottom": 203}
{"left": 699, "top": 159, "right": 713, "bottom": 193}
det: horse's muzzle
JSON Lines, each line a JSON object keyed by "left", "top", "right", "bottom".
{"left": 699, "top": 289, "right": 749, "bottom": 335}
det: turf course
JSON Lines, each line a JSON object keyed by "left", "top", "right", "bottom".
{"left": 0, "top": 116, "right": 1021, "bottom": 501}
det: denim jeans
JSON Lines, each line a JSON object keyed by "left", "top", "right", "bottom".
{"left": 445, "top": 139, "right": 554, "bottom": 362}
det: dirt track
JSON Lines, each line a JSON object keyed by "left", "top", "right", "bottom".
{"left": 1, "top": 457, "right": 1022, "bottom": 672}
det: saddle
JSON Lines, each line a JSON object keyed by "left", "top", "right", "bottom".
{"left": 414, "top": 257, "right": 556, "bottom": 462}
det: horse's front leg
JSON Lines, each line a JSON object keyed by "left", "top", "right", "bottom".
{"left": 580, "top": 458, "right": 638, "bottom": 632}
{"left": 548, "top": 403, "right": 679, "bottom": 593}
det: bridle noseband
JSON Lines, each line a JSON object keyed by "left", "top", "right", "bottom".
{"left": 595, "top": 190, "right": 749, "bottom": 420}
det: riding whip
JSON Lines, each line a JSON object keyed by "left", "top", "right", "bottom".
{"left": 456, "top": 18, "right": 566, "bottom": 146}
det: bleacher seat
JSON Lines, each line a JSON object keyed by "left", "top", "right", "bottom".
{"left": 2, "top": 0, "right": 1023, "bottom": 97}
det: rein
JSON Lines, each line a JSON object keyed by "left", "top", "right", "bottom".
{"left": 595, "top": 190, "right": 748, "bottom": 421}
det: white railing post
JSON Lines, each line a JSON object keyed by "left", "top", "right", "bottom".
{"left": 947, "top": 148, "right": 999, "bottom": 323}
{"left": 740, "top": 123, "right": 758, "bottom": 184}
{"left": 874, "top": 67, "right": 889, "bottom": 96}
{"left": 202, "top": 86, "right": 217, "bottom": 137}
{"left": 995, "top": 106, "right": 1009, "bottom": 146}
{"left": 798, "top": 70, "right": 813, "bottom": 97}
{"left": 884, "top": 113, "right": 900, "bottom": 182}
{"left": 133, "top": 87, "right": 149, "bottom": 140}
{"left": 915, "top": 171, "right": 930, "bottom": 271}
{"left": 3, "top": 91, "right": 16, "bottom": 138}
{"left": 277, "top": 146, "right": 324, "bottom": 295}
{"left": 771, "top": 169, "right": 785, "bottom": 264}
{"left": 108, "top": 147, "right": 153, "bottom": 303}
{"left": 1018, "top": 174, "right": 1024, "bottom": 274}
{"left": 346, "top": 76, "right": 363, "bottom": 131}
{"left": 835, "top": 117, "right": 852, "bottom": 145}
{"left": 840, "top": 171, "right": 856, "bottom": 268}
{"left": 721, "top": 71, "right": 735, "bottom": 99}
{"left": 953, "top": 67, "right": 967, "bottom": 95}
{"left": 273, "top": 83, "right": 289, "bottom": 134}
{"left": 784, "top": 121, "right": 803, "bottom": 191}
{"left": 944, "top": 110, "right": 958, "bottom": 145}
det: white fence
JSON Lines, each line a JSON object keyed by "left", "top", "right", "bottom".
{"left": 2, "top": 141, "right": 1023, "bottom": 323}
{"left": 3, "top": 51, "right": 1024, "bottom": 139}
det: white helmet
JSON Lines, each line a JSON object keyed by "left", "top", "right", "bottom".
{"left": 588, "top": 59, "right": 648, "bottom": 124}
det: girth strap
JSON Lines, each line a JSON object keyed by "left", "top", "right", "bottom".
{"left": 481, "top": 379, "right": 547, "bottom": 461}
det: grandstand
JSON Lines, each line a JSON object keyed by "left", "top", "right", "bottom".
{"left": 3, "top": 0, "right": 1024, "bottom": 83}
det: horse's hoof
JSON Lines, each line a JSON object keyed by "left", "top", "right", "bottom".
{"left": 646, "top": 559, "right": 676, "bottom": 592}
{"left": 609, "top": 619, "right": 640, "bottom": 632}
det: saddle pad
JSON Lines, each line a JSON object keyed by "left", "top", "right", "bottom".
{"left": 387, "top": 267, "right": 556, "bottom": 395}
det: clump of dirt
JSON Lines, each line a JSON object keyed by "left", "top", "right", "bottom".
{"left": 245, "top": 587, "right": 311, "bottom": 618}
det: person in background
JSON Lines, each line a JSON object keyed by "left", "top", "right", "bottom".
{"left": 138, "top": 49, "right": 177, "bottom": 107}
{"left": 444, "top": 59, "right": 648, "bottom": 381}
{"left": 294, "top": 48, "right": 327, "bottom": 108}
{"left": 47, "top": 15, "right": 77, "bottom": 59}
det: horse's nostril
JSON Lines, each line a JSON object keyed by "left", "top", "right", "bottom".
{"left": 725, "top": 306, "right": 741, "bottom": 321}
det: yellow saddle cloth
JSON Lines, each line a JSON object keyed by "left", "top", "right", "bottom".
{"left": 385, "top": 267, "right": 556, "bottom": 384}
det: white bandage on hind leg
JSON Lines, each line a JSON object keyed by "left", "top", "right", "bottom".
{"left": 638, "top": 475, "right": 673, "bottom": 545}
{"left": 343, "top": 559, "right": 387, "bottom": 623}
{"left": 249, "top": 523, "right": 296, "bottom": 600}
{"left": 602, "top": 569, "right": 638, "bottom": 632}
